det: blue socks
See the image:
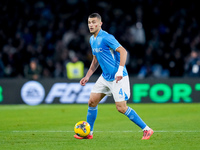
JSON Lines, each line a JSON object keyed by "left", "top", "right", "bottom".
{"left": 87, "top": 106, "right": 98, "bottom": 132}
{"left": 124, "top": 107, "right": 147, "bottom": 130}
{"left": 86, "top": 106, "right": 147, "bottom": 133}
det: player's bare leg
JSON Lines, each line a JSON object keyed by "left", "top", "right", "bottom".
{"left": 88, "top": 93, "right": 105, "bottom": 107}
{"left": 115, "top": 101, "right": 128, "bottom": 114}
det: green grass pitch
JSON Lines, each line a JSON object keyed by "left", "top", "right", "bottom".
{"left": 0, "top": 103, "right": 200, "bottom": 150}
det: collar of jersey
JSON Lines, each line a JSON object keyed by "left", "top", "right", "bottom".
{"left": 93, "top": 29, "right": 103, "bottom": 39}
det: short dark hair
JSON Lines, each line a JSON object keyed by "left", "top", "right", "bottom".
{"left": 88, "top": 13, "right": 102, "bottom": 21}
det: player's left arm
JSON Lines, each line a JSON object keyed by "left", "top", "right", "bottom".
{"left": 115, "top": 46, "right": 127, "bottom": 83}
{"left": 116, "top": 46, "right": 127, "bottom": 67}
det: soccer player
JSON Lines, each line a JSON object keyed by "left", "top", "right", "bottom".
{"left": 74, "top": 13, "right": 154, "bottom": 140}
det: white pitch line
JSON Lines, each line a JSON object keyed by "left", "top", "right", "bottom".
{"left": 0, "top": 130, "right": 199, "bottom": 133}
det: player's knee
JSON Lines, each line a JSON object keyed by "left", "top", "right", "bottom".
{"left": 116, "top": 105, "right": 127, "bottom": 114}
{"left": 88, "top": 99, "right": 98, "bottom": 107}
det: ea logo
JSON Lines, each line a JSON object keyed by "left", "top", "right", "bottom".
{"left": 21, "top": 81, "right": 45, "bottom": 105}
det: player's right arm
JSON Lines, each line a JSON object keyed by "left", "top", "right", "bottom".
{"left": 80, "top": 55, "right": 99, "bottom": 86}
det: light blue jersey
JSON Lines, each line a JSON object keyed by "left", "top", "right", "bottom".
{"left": 90, "top": 29, "right": 128, "bottom": 81}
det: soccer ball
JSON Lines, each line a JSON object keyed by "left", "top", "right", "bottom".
{"left": 74, "top": 121, "right": 91, "bottom": 137}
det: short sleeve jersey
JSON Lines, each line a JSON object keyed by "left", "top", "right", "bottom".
{"left": 90, "top": 29, "right": 128, "bottom": 81}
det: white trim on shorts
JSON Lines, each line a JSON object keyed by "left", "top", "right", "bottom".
{"left": 91, "top": 75, "right": 130, "bottom": 102}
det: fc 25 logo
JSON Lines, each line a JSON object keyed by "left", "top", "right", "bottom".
{"left": 21, "top": 81, "right": 107, "bottom": 105}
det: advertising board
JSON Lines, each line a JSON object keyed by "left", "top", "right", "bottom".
{"left": 0, "top": 77, "right": 199, "bottom": 105}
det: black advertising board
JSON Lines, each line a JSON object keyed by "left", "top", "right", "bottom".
{"left": 0, "top": 77, "right": 200, "bottom": 105}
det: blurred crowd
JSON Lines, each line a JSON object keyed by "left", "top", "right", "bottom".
{"left": 0, "top": 0, "right": 200, "bottom": 79}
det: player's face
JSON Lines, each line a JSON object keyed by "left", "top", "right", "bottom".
{"left": 88, "top": 17, "right": 102, "bottom": 35}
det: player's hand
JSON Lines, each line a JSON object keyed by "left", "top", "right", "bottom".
{"left": 115, "top": 66, "right": 123, "bottom": 83}
{"left": 115, "top": 76, "right": 123, "bottom": 83}
{"left": 80, "top": 76, "right": 89, "bottom": 86}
